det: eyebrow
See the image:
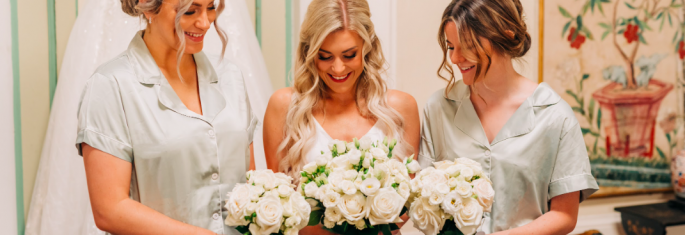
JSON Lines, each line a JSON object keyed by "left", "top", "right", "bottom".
{"left": 319, "top": 46, "right": 358, "bottom": 54}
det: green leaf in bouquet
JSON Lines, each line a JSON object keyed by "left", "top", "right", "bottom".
{"left": 381, "top": 224, "right": 392, "bottom": 235}
{"left": 438, "top": 220, "right": 465, "bottom": 235}
{"left": 354, "top": 138, "right": 360, "bottom": 149}
{"left": 392, "top": 183, "right": 399, "bottom": 189}
{"left": 308, "top": 209, "right": 324, "bottom": 226}
{"left": 236, "top": 225, "right": 250, "bottom": 234}
{"left": 400, "top": 206, "right": 408, "bottom": 217}
{"left": 383, "top": 136, "right": 388, "bottom": 146}
{"left": 389, "top": 223, "right": 400, "bottom": 231}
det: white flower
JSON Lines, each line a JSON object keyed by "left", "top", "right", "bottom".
{"left": 362, "top": 157, "right": 371, "bottom": 168}
{"left": 360, "top": 177, "right": 381, "bottom": 196}
{"left": 406, "top": 160, "right": 421, "bottom": 174}
{"left": 428, "top": 190, "right": 445, "bottom": 206}
{"left": 359, "top": 136, "right": 373, "bottom": 150}
{"left": 370, "top": 147, "right": 388, "bottom": 162}
{"left": 472, "top": 179, "right": 495, "bottom": 212}
{"left": 322, "top": 192, "right": 341, "bottom": 208}
{"left": 329, "top": 155, "right": 351, "bottom": 170}
{"left": 337, "top": 192, "right": 368, "bottom": 222}
{"left": 340, "top": 180, "right": 357, "bottom": 195}
{"left": 460, "top": 167, "right": 474, "bottom": 181}
{"left": 335, "top": 140, "right": 347, "bottom": 153}
{"left": 249, "top": 185, "right": 265, "bottom": 202}
{"left": 315, "top": 154, "right": 331, "bottom": 166}
{"left": 252, "top": 170, "right": 277, "bottom": 190}
{"left": 455, "top": 180, "right": 473, "bottom": 198}
{"left": 368, "top": 188, "right": 405, "bottom": 225}
{"left": 423, "top": 170, "right": 449, "bottom": 186}
{"left": 249, "top": 223, "right": 263, "bottom": 235}
{"left": 303, "top": 162, "right": 318, "bottom": 174}
{"left": 283, "top": 228, "right": 299, "bottom": 235}
{"left": 455, "top": 198, "right": 484, "bottom": 235}
{"left": 388, "top": 160, "right": 409, "bottom": 177}
{"left": 325, "top": 207, "right": 343, "bottom": 222}
{"left": 455, "top": 158, "right": 480, "bottom": 168}
{"left": 445, "top": 165, "right": 464, "bottom": 177}
{"left": 290, "top": 193, "right": 312, "bottom": 224}
{"left": 347, "top": 149, "right": 362, "bottom": 165}
{"left": 441, "top": 191, "right": 462, "bottom": 216}
{"left": 343, "top": 170, "right": 358, "bottom": 181}
{"left": 398, "top": 182, "right": 411, "bottom": 199}
{"left": 346, "top": 142, "right": 357, "bottom": 151}
{"left": 274, "top": 172, "right": 293, "bottom": 186}
{"left": 410, "top": 178, "right": 423, "bottom": 193}
{"left": 433, "top": 160, "right": 456, "bottom": 170}
{"left": 327, "top": 172, "right": 344, "bottom": 192}
{"left": 355, "top": 218, "right": 367, "bottom": 230}
{"left": 246, "top": 202, "right": 258, "bottom": 214}
{"left": 277, "top": 185, "right": 292, "bottom": 198}
{"left": 316, "top": 185, "right": 330, "bottom": 200}
{"left": 225, "top": 184, "right": 250, "bottom": 219}
{"left": 409, "top": 197, "right": 445, "bottom": 235}
{"left": 448, "top": 177, "right": 460, "bottom": 188}
{"left": 285, "top": 215, "right": 302, "bottom": 228}
{"left": 304, "top": 182, "right": 320, "bottom": 198}
{"left": 255, "top": 195, "right": 284, "bottom": 234}
{"left": 434, "top": 183, "right": 450, "bottom": 195}
{"left": 323, "top": 218, "right": 335, "bottom": 228}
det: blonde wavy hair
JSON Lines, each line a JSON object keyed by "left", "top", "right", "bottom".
{"left": 120, "top": 0, "right": 228, "bottom": 81}
{"left": 278, "top": 0, "right": 410, "bottom": 179}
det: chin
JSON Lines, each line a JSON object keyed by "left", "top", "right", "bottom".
{"left": 462, "top": 77, "right": 474, "bottom": 86}
{"left": 185, "top": 44, "right": 203, "bottom": 55}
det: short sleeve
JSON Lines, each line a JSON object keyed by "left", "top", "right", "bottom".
{"left": 549, "top": 120, "right": 599, "bottom": 202}
{"left": 418, "top": 107, "right": 437, "bottom": 168}
{"left": 75, "top": 73, "right": 133, "bottom": 162}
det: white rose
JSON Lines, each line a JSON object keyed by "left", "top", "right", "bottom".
{"left": 368, "top": 188, "right": 405, "bottom": 225}
{"left": 423, "top": 170, "right": 449, "bottom": 187}
{"left": 255, "top": 195, "right": 284, "bottom": 234}
{"left": 315, "top": 154, "right": 331, "bottom": 166}
{"left": 285, "top": 215, "right": 301, "bottom": 228}
{"left": 455, "top": 158, "right": 480, "bottom": 168}
{"left": 409, "top": 197, "right": 445, "bottom": 235}
{"left": 322, "top": 191, "right": 341, "bottom": 208}
{"left": 340, "top": 180, "right": 357, "bottom": 195}
{"left": 343, "top": 170, "right": 358, "bottom": 181}
{"left": 355, "top": 218, "right": 367, "bottom": 230}
{"left": 246, "top": 202, "right": 258, "bottom": 214}
{"left": 370, "top": 147, "right": 388, "bottom": 162}
{"left": 410, "top": 178, "right": 422, "bottom": 193}
{"left": 329, "top": 155, "right": 351, "bottom": 170}
{"left": 388, "top": 160, "right": 409, "bottom": 177}
{"left": 316, "top": 185, "right": 329, "bottom": 200}
{"left": 455, "top": 198, "right": 484, "bottom": 235}
{"left": 337, "top": 192, "right": 368, "bottom": 222}
{"left": 406, "top": 160, "right": 421, "bottom": 174}
{"left": 448, "top": 177, "right": 460, "bottom": 188}
{"left": 325, "top": 207, "right": 343, "bottom": 222}
{"left": 246, "top": 171, "right": 254, "bottom": 182}
{"left": 472, "top": 179, "right": 495, "bottom": 212}
{"left": 441, "top": 191, "right": 462, "bottom": 216}
{"left": 398, "top": 182, "right": 411, "bottom": 199}
{"left": 434, "top": 183, "right": 450, "bottom": 195}
{"left": 323, "top": 218, "right": 336, "bottom": 228}
{"left": 362, "top": 157, "right": 371, "bottom": 168}
{"left": 360, "top": 177, "right": 381, "bottom": 196}
{"left": 283, "top": 228, "right": 299, "bottom": 235}
{"left": 460, "top": 167, "right": 474, "bottom": 180}
{"left": 346, "top": 142, "right": 357, "bottom": 152}
{"left": 224, "top": 211, "right": 249, "bottom": 226}
{"left": 277, "top": 185, "right": 292, "bottom": 198}
{"left": 304, "top": 182, "right": 320, "bottom": 198}
{"left": 248, "top": 223, "right": 263, "bottom": 235}
{"left": 433, "top": 160, "right": 456, "bottom": 170}
{"left": 303, "top": 162, "right": 318, "bottom": 174}
{"left": 428, "top": 190, "right": 445, "bottom": 206}
{"left": 335, "top": 140, "right": 347, "bottom": 153}
{"left": 354, "top": 176, "right": 363, "bottom": 189}
{"left": 455, "top": 180, "right": 473, "bottom": 198}
{"left": 290, "top": 193, "right": 312, "bottom": 223}
{"left": 445, "top": 165, "right": 464, "bottom": 177}
{"left": 359, "top": 136, "right": 373, "bottom": 150}
{"left": 249, "top": 185, "right": 265, "bottom": 202}
{"left": 225, "top": 184, "right": 250, "bottom": 217}
{"left": 253, "top": 170, "right": 277, "bottom": 190}
{"left": 347, "top": 149, "right": 362, "bottom": 165}
{"left": 327, "top": 172, "right": 344, "bottom": 192}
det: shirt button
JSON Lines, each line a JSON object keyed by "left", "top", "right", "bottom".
{"left": 212, "top": 213, "right": 220, "bottom": 220}
{"left": 208, "top": 130, "right": 215, "bottom": 138}
{"left": 211, "top": 173, "right": 219, "bottom": 180}
{"left": 485, "top": 150, "right": 491, "bottom": 156}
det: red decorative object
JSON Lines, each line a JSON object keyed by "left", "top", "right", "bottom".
{"left": 624, "top": 23, "right": 639, "bottom": 44}
{"left": 679, "top": 41, "right": 685, "bottom": 59}
{"left": 567, "top": 27, "right": 586, "bottom": 49}
{"left": 593, "top": 79, "right": 673, "bottom": 157}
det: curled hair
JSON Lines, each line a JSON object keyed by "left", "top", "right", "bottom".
{"left": 437, "top": 0, "right": 531, "bottom": 95}
{"left": 120, "top": 0, "right": 228, "bottom": 82}
{"left": 278, "top": 0, "right": 410, "bottom": 180}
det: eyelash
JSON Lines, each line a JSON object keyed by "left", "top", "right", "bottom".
{"left": 184, "top": 6, "right": 216, "bottom": 15}
{"left": 319, "top": 53, "right": 357, "bottom": 61}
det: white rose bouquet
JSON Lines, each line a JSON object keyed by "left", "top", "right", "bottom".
{"left": 225, "top": 170, "right": 311, "bottom": 235}
{"left": 407, "top": 158, "right": 494, "bottom": 235}
{"left": 299, "top": 137, "right": 420, "bottom": 235}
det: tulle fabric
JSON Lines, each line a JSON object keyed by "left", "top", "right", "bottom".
{"left": 24, "top": 0, "right": 272, "bottom": 234}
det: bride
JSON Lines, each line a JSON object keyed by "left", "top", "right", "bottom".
{"left": 24, "top": 0, "right": 271, "bottom": 234}
{"left": 262, "top": 0, "right": 420, "bottom": 233}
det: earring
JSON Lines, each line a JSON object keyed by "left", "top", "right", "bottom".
{"left": 148, "top": 17, "right": 153, "bottom": 24}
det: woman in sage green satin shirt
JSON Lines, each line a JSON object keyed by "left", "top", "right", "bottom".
{"left": 76, "top": 0, "right": 257, "bottom": 234}
{"left": 419, "top": 0, "right": 599, "bottom": 234}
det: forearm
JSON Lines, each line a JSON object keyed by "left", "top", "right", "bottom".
{"left": 95, "top": 198, "right": 215, "bottom": 235}
{"left": 299, "top": 224, "right": 339, "bottom": 235}
{"left": 496, "top": 210, "right": 576, "bottom": 235}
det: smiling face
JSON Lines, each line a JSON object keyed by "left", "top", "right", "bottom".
{"left": 444, "top": 21, "right": 493, "bottom": 86}
{"left": 316, "top": 29, "right": 365, "bottom": 95}
{"left": 145, "top": 0, "right": 217, "bottom": 54}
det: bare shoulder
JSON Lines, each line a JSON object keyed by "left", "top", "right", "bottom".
{"left": 386, "top": 89, "right": 418, "bottom": 114}
{"left": 268, "top": 87, "right": 295, "bottom": 108}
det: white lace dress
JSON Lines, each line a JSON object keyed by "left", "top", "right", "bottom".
{"left": 304, "top": 120, "right": 387, "bottom": 162}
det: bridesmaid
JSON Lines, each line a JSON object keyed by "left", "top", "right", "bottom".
{"left": 76, "top": 0, "right": 257, "bottom": 234}
{"left": 419, "top": 0, "right": 599, "bottom": 234}
{"left": 262, "top": 0, "right": 420, "bottom": 233}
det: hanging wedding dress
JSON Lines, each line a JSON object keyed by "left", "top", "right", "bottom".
{"left": 24, "top": 0, "right": 272, "bottom": 234}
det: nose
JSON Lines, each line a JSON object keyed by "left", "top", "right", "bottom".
{"left": 450, "top": 48, "right": 466, "bottom": 65}
{"left": 332, "top": 57, "right": 346, "bottom": 75}
{"left": 195, "top": 11, "right": 211, "bottom": 30}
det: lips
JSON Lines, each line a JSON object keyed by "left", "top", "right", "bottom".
{"left": 328, "top": 72, "right": 351, "bottom": 83}
{"left": 185, "top": 31, "right": 205, "bottom": 42}
{"left": 459, "top": 65, "right": 475, "bottom": 74}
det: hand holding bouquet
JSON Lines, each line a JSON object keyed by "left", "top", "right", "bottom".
{"left": 407, "top": 158, "right": 494, "bottom": 235}
{"left": 299, "top": 137, "right": 420, "bottom": 235}
{"left": 224, "top": 170, "right": 311, "bottom": 235}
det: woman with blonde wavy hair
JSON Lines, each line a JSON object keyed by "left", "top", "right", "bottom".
{"left": 263, "top": 0, "right": 419, "bottom": 231}
{"left": 77, "top": 0, "right": 258, "bottom": 234}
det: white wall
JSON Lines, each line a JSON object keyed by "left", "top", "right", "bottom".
{"left": 1, "top": 0, "right": 18, "bottom": 233}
